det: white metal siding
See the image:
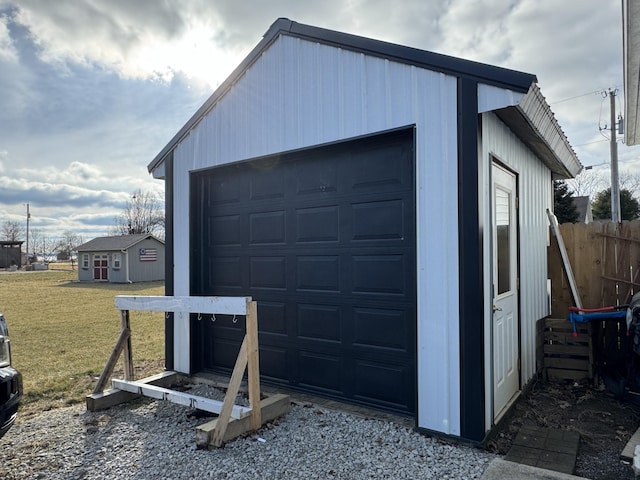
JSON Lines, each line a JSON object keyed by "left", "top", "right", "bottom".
{"left": 172, "top": 34, "right": 461, "bottom": 435}
{"left": 480, "top": 111, "right": 552, "bottom": 429}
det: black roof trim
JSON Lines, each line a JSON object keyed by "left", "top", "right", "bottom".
{"left": 148, "top": 18, "right": 537, "bottom": 173}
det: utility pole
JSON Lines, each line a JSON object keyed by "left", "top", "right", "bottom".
{"left": 26, "top": 204, "right": 30, "bottom": 264}
{"left": 610, "top": 89, "right": 621, "bottom": 222}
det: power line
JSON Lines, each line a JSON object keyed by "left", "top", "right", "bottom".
{"left": 549, "top": 86, "right": 622, "bottom": 106}
{"left": 549, "top": 90, "right": 602, "bottom": 105}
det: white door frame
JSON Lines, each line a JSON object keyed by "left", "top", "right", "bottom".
{"left": 490, "top": 161, "right": 520, "bottom": 422}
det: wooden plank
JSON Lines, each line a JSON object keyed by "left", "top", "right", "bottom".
{"left": 544, "top": 357, "right": 590, "bottom": 370}
{"left": 196, "top": 394, "right": 291, "bottom": 449}
{"left": 543, "top": 344, "right": 590, "bottom": 356}
{"left": 601, "top": 275, "right": 640, "bottom": 288}
{"left": 112, "top": 379, "right": 251, "bottom": 419}
{"left": 621, "top": 425, "right": 640, "bottom": 461}
{"left": 121, "top": 310, "right": 134, "bottom": 381}
{"left": 86, "top": 371, "right": 181, "bottom": 411}
{"left": 547, "top": 209, "right": 582, "bottom": 309}
{"left": 544, "top": 318, "right": 574, "bottom": 329}
{"left": 114, "top": 295, "right": 250, "bottom": 315}
{"left": 546, "top": 368, "right": 590, "bottom": 381}
{"left": 93, "top": 327, "right": 131, "bottom": 394}
{"left": 543, "top": 331, "right": 590, "bottom": 345}
{"left": 246, "top": 299, "right": 261, "bottom": 431}
{"left": 211, "top": 337, "right": 249, "bottom": 447}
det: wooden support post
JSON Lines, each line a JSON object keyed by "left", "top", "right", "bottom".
{"left": 196, "top": 394, "right": 291, "bottom": 449}
{"left": 246, "top": 299, "right": 261, "bottom": 431}
{"left": 211, "top": 337, "right": 248, "bottom": 447}
{"left": 93, "top": 327, "right": 131, "bottom": 394}
{"left": 120, "top": 310, "right": 134, "bottom": 381}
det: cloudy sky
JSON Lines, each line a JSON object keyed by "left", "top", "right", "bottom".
{"left": 0, "top": 0, "right": 632, "bottom": 244}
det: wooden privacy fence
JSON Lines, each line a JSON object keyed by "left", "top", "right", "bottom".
{"left": 548, "top": 220, "right": 640, "bottom": 316}
{"left": 546, "top": 220, "right": 640, "bottom": 384}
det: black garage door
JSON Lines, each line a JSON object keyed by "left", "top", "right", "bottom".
{"left": 190, "top": 128, "right": 416, "bottom": 414}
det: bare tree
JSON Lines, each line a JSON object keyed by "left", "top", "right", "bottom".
{"left": 566, "top": 170, "right": 607, "bottom": 198}
{"left": 55, "top": 230, "right": 83, "bottom": 269}
{"left": 619, "top": 171, "right": 640, "bottom": 198}
{"left": 30, "top": 228, "right": 56, "bottom": 263}
{"left": 113, "top": 189, "right": 164, "bottom": 237}
{"left": 1, "top": 220, "right": 24, "bottom": 242}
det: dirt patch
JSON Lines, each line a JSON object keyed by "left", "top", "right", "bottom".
{"left": 488, "top": 379, "right": 640, "bottom": 479}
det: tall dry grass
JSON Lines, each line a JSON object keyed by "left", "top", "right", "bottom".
{"left": 0, "top": 269, "right": 165, "bottom": 416}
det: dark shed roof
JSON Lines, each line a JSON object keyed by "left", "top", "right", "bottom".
{"left": 77, "top": 234, "right": 163, "bottom": 252}
{"left": 148, "top": 18, "right": 537, "bottom": 173}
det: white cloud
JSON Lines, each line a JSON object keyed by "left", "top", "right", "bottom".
{"left": 0, "top": 0, "right": 638, "bottom": 240}
{"left": 0, "top": 12, "right": 17, "bottom": 61}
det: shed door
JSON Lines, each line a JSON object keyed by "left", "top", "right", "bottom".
{"left": 190, "top": 129, "right": 416, "bottom": 415}
{"left": 93, "top": 254, "right": 108, "bottom": 281}
{"left": 491, "top": 162, "right": 519, "bottom": 420}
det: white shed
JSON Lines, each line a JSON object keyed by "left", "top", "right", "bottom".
{"left": 77, "top": 234, "right": 165, "bottom": 283}
{"left": 148, "top": 19, "right": 581, "bottom": 443}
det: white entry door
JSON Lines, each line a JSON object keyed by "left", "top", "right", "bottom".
{"left": 492, "top": 162, "right": 519, "bottom": 420}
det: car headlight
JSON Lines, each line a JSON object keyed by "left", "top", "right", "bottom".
{"left": 0, "top": 336, "right": 9, "bottom": 367}
{"left": 0, "top": 314, "right": 10, "bottom": 367}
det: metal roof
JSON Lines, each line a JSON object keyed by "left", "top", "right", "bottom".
{"left": 624, "top": 0, "right": 640, "bottom": 145}
{"left": 76, "top": 234, "right": 164, "bottom": 252}
{"left": 148, "top": 18, "right": 541, "bottom": 173}
{"left": 495, "top": 83, "right": 582, "bottom": 178}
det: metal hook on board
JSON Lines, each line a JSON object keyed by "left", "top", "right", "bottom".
{"left": 211, "top": 314, "right": 216, "bottom": 323}
{"left": 232, "top": 314, "right": 238, "bottom": 324}
{"left": 197, "top": 313, "right": 202, "bottom": 321}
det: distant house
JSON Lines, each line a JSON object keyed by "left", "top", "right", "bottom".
{"left": 76, "top": 234, "right": 165, "bottom": 283}
{"left": 573, "top": 196, "right": 593, "bottom": 223}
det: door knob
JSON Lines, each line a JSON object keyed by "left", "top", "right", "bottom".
{"left": 493, "top": 305, "right": 502, "bottom": 312}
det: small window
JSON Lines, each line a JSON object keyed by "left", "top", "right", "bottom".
{"left": 113, "top": 253, "right": 121, "bottom": 270}
{"left": 82, "top": 254, "right": 89, "bottom": 270}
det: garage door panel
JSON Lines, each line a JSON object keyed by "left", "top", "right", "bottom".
{"left": 249, "top": 211, "right": 286, "bottom": 245}
{"left": 192, "top": 128, "right": 416, "bottom": 415}
{"left": 249, "top": 169, "right": 286, "bottom": 201}
{"left": 250, "top": 257, "right": 286, "bottom": 289}
{"left": 209, "top": 215, "right": 242, "bottom": 246}
{"left": 350, "top": 143, "right": 409, "bottom": 192}
{"left": 211, "top": 337, "right": 242, "bottom": 370}
{"left": 298, "top": 351, "right": 343, "bottom": 393}
{"left": 351, "top": 200, "right": 405, "bottom": 241}
{"left": 354, "top": 360, "right": 413, "bottom": 409}
{"left": 352, "top": 307, "right": 410, "bottom": 351}
{"left": 295, "top": 206, "right": 340, "bottom": 243}
{"left": 257, "top": 301, "right": 288, "bottom": 335}
{"left": 209, "top": 257, "right": 243, "bottom": 289}
{"left": 296, "top": 255, "right": 340, "bottom": 291}
{"left": 208, "top": 172, "right": 244, "bottom": 206}
{"left": 258, "top": 345, "right": 289, "bottom": 380}
{"left": 297, "top": 304, "right": 341, "bottom": 342}
{"left": 295, "top": 159, "right": 339, "bottom": 195}
{"left": 352, "top": 254, "right": 406, "bottom": 295}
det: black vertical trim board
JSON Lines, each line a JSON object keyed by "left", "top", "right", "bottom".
{"left": 457, "top": 78, "right": 485, "bottom": 442}
{"left": 164, "top": 153, "right": 175, "bottom": 371}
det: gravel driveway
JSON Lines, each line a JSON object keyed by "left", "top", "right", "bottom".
{"left": 0, "top": 387, "right": 494, "bottom": 479}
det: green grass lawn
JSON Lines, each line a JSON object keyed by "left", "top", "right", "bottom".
{"left": 0, "top": 269, "right": 165, "bottom": 417}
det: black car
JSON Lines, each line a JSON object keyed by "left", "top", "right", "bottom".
{"left": 0, "top": 312, "right": 21, "bottom": 439}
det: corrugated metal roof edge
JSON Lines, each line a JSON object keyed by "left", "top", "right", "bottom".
{"left": 496, "top": 84, "right": 582, "bottom": 179}
{"left": 147, "top": 17, "right": 538, "bottom": 174}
